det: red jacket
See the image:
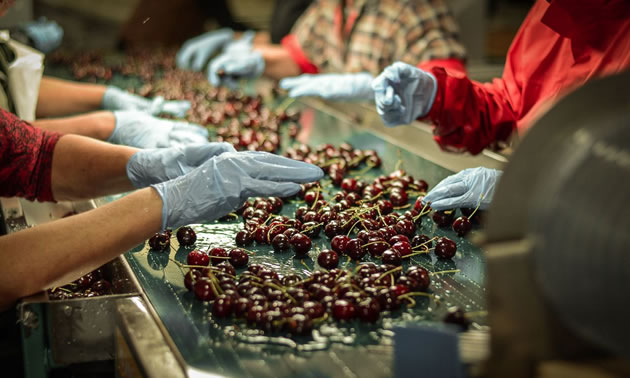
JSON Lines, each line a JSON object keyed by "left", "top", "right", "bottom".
{"left": 425, "top": 0, "right": 630, "bottom": 154}
{"left": 0, "top": 108, "right": 60, "bottom": 201}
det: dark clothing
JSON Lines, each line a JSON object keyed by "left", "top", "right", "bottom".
{"left": 270, "top": 0, "right": 314, "bottom": 44}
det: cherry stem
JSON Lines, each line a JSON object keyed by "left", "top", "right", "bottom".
{"left": 398, "top": 291, "right": 439, "bottom": 304}
{"left": 411, "top": 236, "right": 438, "bottom": 250}
{"left": 343, "top": 256, "right": 352, "bottom": 269}
{"left": 376, "top": 266, "right": 402, "bottom": 283}
{"left": 361, "top": 240, "right": 391, "bottom": 248}
{"left": 300, "top": 259, "right": 312, "bottom": 273}
{"left": 402, "top": 250, "right": 432, "bottom": 258}
{"left": 463, "top": 310, "right": 488, "bottom": 318}
{"left": 429, "top": 269, "right": 461, "bottom": 276}
{"left": 310, "top": 189, "right": 320, "bottom": 210}
{"left": 312, "top": 312, "right": 329, "bottom": 325}
{"left": 393, "top": 204, "right": 410, "bottom": 210}
{"left": 469, "top": 193, "right": 485, "bottom": 219}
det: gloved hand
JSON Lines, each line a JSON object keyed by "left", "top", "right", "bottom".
{"left": 223, "top": 30, "right": 256, "bottom": 54}
{"left": 208, "top": 49, "right": 265, "bottom": 88}
{"left": 152, "top": 151, "right": 324, "bottom": 229}
{"left": 372, "top": 62, "right": 437, "bottom": 126}
{"left": 108, "top": 111, "right": 209, "bottom": 149}
{"left": 22, "top": 17, "right": 64, "bottom": 54}
{"left": 423, "top": 167, "right": 503, "bottom": 211}
{"left": 279, "top": 72, "right": 375, "bottom": 101}
{"left": 175, "top": 28, "right": 234, "bottom": 71}
{"left": 126, "top": 143, "right": 236, "bottom": 188}
{"left": 102, "top": 86, "right": 191, "bottom": 118}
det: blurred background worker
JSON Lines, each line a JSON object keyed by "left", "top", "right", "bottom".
{"left": 206, "top": 0, "right": 467, "bottom": 102}
{"left": 381, "top": 0, "right": 630, "bottom": 210}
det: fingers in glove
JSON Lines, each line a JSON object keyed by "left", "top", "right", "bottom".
{"left": 184, "top": 143, "right": 235, "bottom": 165}
{"left": 233, "top": 152, "right": 324, "bottom": 182}
{"left": 241, "top": 178, "right": 303, "bottom": 199}
{"left": 423, "top": 181, "right": 468, "bottom": 207}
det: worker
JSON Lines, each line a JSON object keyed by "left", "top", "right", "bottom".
{"left": 0, "top": 106, "right": 323, "bottom": 310}
{"left": 374, "top": 0, "right": 630, "bottom": 210}
{"left": 31, "top": 77, "right": 210, "bottom": 148}
{"left": 9, "top": 16, "right": 64, "bottom": 54}
{"left": 175, "top": 0, "right": 313, "bottom": 72}
{"left": 206, "top": 0, "right": 466, "bottom": 102}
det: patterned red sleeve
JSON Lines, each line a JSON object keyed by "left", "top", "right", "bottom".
{"left": 0, "top": 108, "right": 61, "bottom": 201}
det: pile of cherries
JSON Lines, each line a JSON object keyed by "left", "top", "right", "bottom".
{"left": 47, "top": 48, "right": 301, "bottom": 154}
{"left": 47, "top": 268, "right": 113, "bottom": 300}
{"left": 145, "top": 160, "right": 480, "bottom": 335}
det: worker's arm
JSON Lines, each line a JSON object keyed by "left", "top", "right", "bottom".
{"left": 256, "top": 44, "right": 301, "bottom": 80}
{"left": 0, "top": 187, "right": 163, "bottom": 310}
{"left": 36, "top": 76, "right": 106, "bottom": 118}
{"left": 32, "top": 111, "right": 115, "bottom": 140}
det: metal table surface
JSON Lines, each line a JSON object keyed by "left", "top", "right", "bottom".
{"left": 46, "top": 60, "right": 495, "bottom": 377}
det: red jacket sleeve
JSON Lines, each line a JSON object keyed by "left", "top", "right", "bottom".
{"left": 281, "top": 34, "right": 320, "bottom": 74}
{"left": 0, "top": 108, "right": 61, "bottom": 201}
{"left": 424, "top": 67, "right": 518, "bottom": 155}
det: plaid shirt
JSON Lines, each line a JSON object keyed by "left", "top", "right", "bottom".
{"left": 282, "top": 0, "right": 467, "bottom": 75}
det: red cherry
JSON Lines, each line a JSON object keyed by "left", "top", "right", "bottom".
{"left": 407, "top": 266, "right": 431, "bottom": 291}
{"left": 434, "top": 237, "right": 457, "bottom": 259}
{"left": 187, "top": 250, "right": 209, "bottom": 267}
{"left": 229, "top": 248, "right": 249, "bottom": 268}
{"left": 209, "top": 247, "right": 228, "bottom": 265}
{"left": 330, "top": 235, "right": 350, "bottom": 254}
{"left": 290, "top": 233, "right": 312, "bottom": 256}
{"left": 332, "top": 299, "right": 356, "bottom": 320}
{"left": 272, "top": 234, "right": 291, "bottom": 252}
{"left": 148, "top": 232, "right": 170, "bottom": 251}
{"left": 235, "top": 230, "right": 254, "bottom": 246}
{"left": 317, "top": 250, "right": 340, "bottom": 270}
{"left": 452, "top": 216, "right": 472, "bottom": 237}
{"left": 176, "top": 226, "right": 197, "bottom": 247}
{"left": 194, "top": 277, "right": 217, "bottom": 301}
{"left": 381, "top": 249, "right": 402, "bottom": 266}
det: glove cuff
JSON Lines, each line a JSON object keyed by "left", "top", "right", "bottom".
{"left": 101, "top": 86, "right": 122, "bottom": 110}
{"left": 150, "top": 184, "right": 170, "bottom": 231}
{"left": 417, "top": 72, "right": 438, "bottom": 119}
{"left": 106, "top": 110, "right": 123, "bottom": 143}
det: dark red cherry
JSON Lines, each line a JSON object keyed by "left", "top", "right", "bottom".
{"left": 209, "top": 247, "right": 228, "bottom": 265}
{"left": 357, "top": 298, "right": 381, "bottom": 323}
{"left": 271, "top": 234, "right": 291, "bottom": 252}
{"left": 432, "top": 210, "right": 455, "bottom": 228}
{"left": 443, "top": 306, "right": 470, "bottom": 330}
{"left": 235, "top": 230, "right": 254, "bottom": 246}
{"left": 411, "top": 234, "right": 432, "bottom": 250}
{"left": 406, "top": 266, "right": 431, "bottom": 291}
{"left": 394, "top": 219, "right": 415, "bottom": 238}
{"left": 176, "top": 226, "right": 197, "bottom": 247}
{"left": 91, "top": 279, "right": 111, "bottom": 293}
{"left": 184, "top": 270, "right": 202, "bottom": 291}
{"left": 317, "top": 250, "right": 339, "bottom": 270}
{"left": 345, "top": 239, "right": 366, "bottom": 260}
{"left": 452, "top": 216, "right": 472, "bottom": 237}
{"left": 187, "top": 250, "right": 210, "bottom": 267}
{"left": 331, "top": 235, "right": 350, "bottom": 254}
{"left": 194, "top": 277, "right": 217, "bottom": 301}
{"left": 148, "top": 232, "right": 170, "bottom": 251}
{"left": 229, "top": 248, "right": 249, "bottom": 268}
{"left": 287, "top": 314, "right": 313, "bottom": 335}
{"left": 290, "top": 233, "right": 312, "bottom": 256}
{"left": 381, "top": 249, "right": 402, "bottom": 266}
{"left": 391, "top": 241, "right": 413, "bottom": 257}
{"left": 332, "top": 299, "right": 356, "bottom": 321}
{"left": 389, "top": 234, "right": 410, "bottom": 245}
{"left": 212, "top": 295, "right": 234, "bottom": 317}
{"left": 434, "top": 237, "right": 457, "bottom": 259}
{"left": 366, "top": 237, "right": 388, "bottom": 258}
{"left": 324, "top": 220, "right": 342, "bottom": 239}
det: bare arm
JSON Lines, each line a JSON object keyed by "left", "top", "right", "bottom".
{"left": 0, "top": 187, "right": 163, "bottom": 310}
{"left": 50, "top": 134, "right": 137, "bottom": 200}
{"left": 36, "top": 76, "right": 106, "bottom": 118}
{"left": 256, "top": 44, "right": 301, "bottom": 80}
{"left": 31, "top": 111, "right": 115, "bottom": 141}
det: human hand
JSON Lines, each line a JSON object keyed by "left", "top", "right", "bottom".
{"left": 423, "top": 167, "right": 503, "bottom": 211}
{"left": 108, "top": 111, "right": 209, "bottom": 149}
{"left": 22, "top": 17, "right": 64, "bottom": 53}
{"left": 223, "top": 30, "right": 256, "bottom": 54}
{"left": 152, "top": 151, "right": 324, "bottom": 229}
{"left": 175, "top": 28, "right": 234, "bottom": 71}
{"left": 207, "top": 49, "right": 265, "bottom": 88}
{"left": 279, "top": 72, "right": 374, "bottom": 101}
{"left": 372, "top": 62, "right": 437, "bottom": 126}
{"left": 126, "top": 143, "right": 236, "bottom": 188}
{"left": 102, "top": 86, "right": 191, "bottom": 118}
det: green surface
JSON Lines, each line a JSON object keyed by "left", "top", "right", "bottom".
{"left": 46, "top": 62, "right": 488, "bottom": 377}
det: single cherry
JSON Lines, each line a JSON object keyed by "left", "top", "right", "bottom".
{"left": 290, "top": 233, "right": 312, "bottom": 256}
{"left": 317, "top": 250, "right": 339, "bottom": 270}
{"left": 229, "top": 248, "right": 249, "bottom": 268}
{"left": 148, "top": 232, "right": 170, "bottom": 251}
{"left": 235, "top": 230, "right": 254, "bottom": 246}
{"left": 434, "top": 237, "right": 457, "bottom": 259}
{"left": 452, "top": 216, "right": 472, "bottom": 237}
{"left": 209, "top": 247, "right": 228, "bottom": 265}
{"left": 176, "top": 226, "right": 197, "bottom": 247}
{"left": 187, "top": 250, "right": 210, "bottom": 267}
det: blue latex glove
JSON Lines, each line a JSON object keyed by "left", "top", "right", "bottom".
{"left": 423, "top": 167, "right": 503, "bottom": 211}
{"left": 372, "top": 61, "right": 437, "bottom": 126}
{"left": 126, "top": 143, "right": 236, "bottom": 188}
{"left": 102, "top": 86, "right": 191, "bottom": 118}
{"left": 279, "top": 72, "right": 375, "bottom": 101}
{"left": 223, "top": 30, "right": 256, "bottom": 54}
{"left": 22, "top": 17, "right": 63, "bottom": 53}
{"left": 108, "top": 111, "right": 209, "bottom": 149}
{"left": 208, "top": 50, "right": 265, "bottom": 88}
{"left": 152, "top": 151, "right": 324, "bottom": 229}
{"left": 176, "top": 28, "right": 234, "bottom": 71}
